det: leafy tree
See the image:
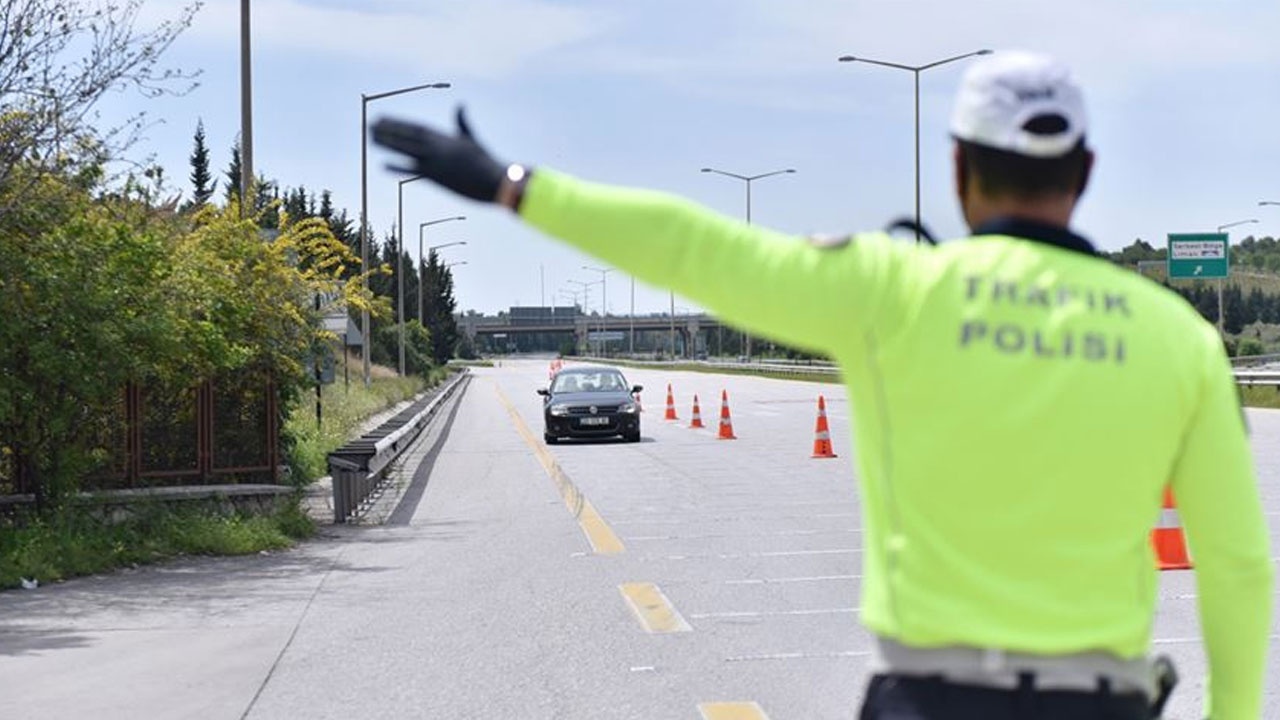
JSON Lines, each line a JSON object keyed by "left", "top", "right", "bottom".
{"left": 187, "top": 118, "right": 215, "bottom": 208}
{"left": 0, "top": 0, "right": 199, "bottom": 222}
{"left": 0, "top": 164, "right": 189, "bottom": 504}
{"left": 1108, "top": 238, "right": 1163, "bottom": 265}
{"left": 0, "top": 165, "right": 386, "bottom": 506}
{"left": 174, "top": 196, "right": 386, "bottom": 382}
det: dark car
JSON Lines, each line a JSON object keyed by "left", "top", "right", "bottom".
{"left": 538, "top": 366, "right": 642, "bottom": 444}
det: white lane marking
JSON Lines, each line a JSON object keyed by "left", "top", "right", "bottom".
{"left": 1152, "top": 634, "right": 1280, "bottom": 645}
{"left": 665, "top": 548, "right": 860, "bottom": 561}
{"left": 610, "top": 512, "right": 856, "bottom": 526}
{"left": 627, "top": 529, "right": 859, "bottom": 541}
{"left": 688, "top": 607, "right": 858, "bottom": 619}
{"left": 725, "top": 650, "right": 872, "bottom": 662}
{"left": 725, "top": 574, "right": 861, "bottom": 585}
{"left": 630, "top": 666, "right": 657, "bottom": 673}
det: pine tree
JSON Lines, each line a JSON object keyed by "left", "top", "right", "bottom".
{"left": 253, "top": 173, "right": 278, "bottom": 228}
{"left": 318, "top": 190, "right": 334, "bottom": 221}
{"left": 224, "top": 140, "right": 242, "bottom": 205}
{"left": 421, "top": 250, "right": 460, "bottom": 364}
{"left": 188, "top": 119, "right": 215, "bottom": 207}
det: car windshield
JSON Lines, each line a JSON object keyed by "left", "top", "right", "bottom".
{"left": 552, "top": 371, "right": 627, "bottom": 393}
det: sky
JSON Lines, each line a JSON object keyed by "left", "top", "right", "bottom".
{"left": 105, "top": 0, "right": 1280, "bottom": 316}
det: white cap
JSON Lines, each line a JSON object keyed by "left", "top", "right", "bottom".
{"left": 950, "top": 51, "right": 1087, "bottom": 158}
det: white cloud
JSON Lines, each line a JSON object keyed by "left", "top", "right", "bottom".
{"left": 506, "top": 0, "right": 1280, "bottom": 120}
{"left": 167, "top": 0, "right": 619, "bottom": 78}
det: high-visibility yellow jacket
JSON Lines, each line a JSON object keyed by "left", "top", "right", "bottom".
{"left": 520, "top": 168, "right": 1274, "bottom": 720}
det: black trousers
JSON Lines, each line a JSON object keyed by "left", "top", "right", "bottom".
{"left": 859, "top": 673, "right": 1151, "bottom": 720}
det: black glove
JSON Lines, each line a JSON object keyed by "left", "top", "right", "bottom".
{"left": 370, "top": 108, "right": 508, "bottom": 204}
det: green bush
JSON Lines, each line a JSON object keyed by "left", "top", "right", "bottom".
{"left": 282, "top": 372, "right": 430, "bottom": 484}
{"left": 0, "top": 502, "right": 313, "bottom": 590}
{"left": 1238, "top": 338, "right": 1266, "bottom": 357}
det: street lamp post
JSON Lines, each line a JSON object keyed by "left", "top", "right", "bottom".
{"left": 1216, "top": 219, "right": 1258, "bottom": 233}
{"left": 418, "top": 218, "right": 466, "bottom": 323}
{"left": 1215, "top": 218, "right": 1259, "bottom": 335}
{"left": 669, "top": 291, "right": 676, "bottom": 359}
{"left": 838, "top": 50, "right": 992, "bottom": 242}
{"left": 239, "top": 0, "right": 253, "bottom": 213}
{"left": 700, "top": 166, "right": 796, "bottom": 361}
{"left": 394, "top": 175, "right": 432, "bottom": 376}
{"left": 583, "top": 265, "right": 613, "bottom": 356}
{"left": 360, "top": 80, "right": 450, "bottom": 385}
{"left": 569, "top": 279, "right": 600, "bottom": 355}
{"left": 558, "top": 290, "right": 580, "bottom": 353}
{"left": 700, "top": 167, "right": 795, "bottom": 225}
{"left": 559, "top": 289, "right": 581, "bottom": 310}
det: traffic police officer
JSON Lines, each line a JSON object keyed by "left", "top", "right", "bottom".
{"left": 372, "top": 51, "right": 1273, "bottom": 719}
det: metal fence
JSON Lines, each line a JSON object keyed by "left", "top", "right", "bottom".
{"left": 1, "top": 373, "right": 279, "bottom": 497}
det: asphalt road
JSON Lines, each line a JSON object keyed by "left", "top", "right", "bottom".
{"left": 2, "top": 358, "right": 1278, "bottom": 719}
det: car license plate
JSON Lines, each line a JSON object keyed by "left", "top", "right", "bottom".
{"left": 579, "top": 417, "right": 609, "bottom": 426}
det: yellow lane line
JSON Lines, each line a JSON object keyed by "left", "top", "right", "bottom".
{"left": 698, "top": 702, "right": 771, "bottom": 720}
{"left": 618, "top": 582, "right": 691, "bottom": 634}
{"left": 494, "top": 383, "right": 624, "bottom": 555}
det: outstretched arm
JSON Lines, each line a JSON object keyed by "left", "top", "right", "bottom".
{"left": 371, "top": 111, "right": 908, "bottom": 356}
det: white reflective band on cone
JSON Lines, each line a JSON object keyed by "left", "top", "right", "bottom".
{"left": 1156, "top": 508, "right": 1181, "bottom": 529}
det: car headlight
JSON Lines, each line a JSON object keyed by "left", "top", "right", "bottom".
{"left": 549, "top": 403, "right": 570, "bottom": 417}
{"left": 619, "top": 401, "right": 638, "bottom": 414}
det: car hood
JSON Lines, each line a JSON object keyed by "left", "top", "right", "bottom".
{"left": 548, "top": 391, "right": 635, "bottom": 406}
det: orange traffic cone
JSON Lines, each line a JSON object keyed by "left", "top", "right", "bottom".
{"left": 1152, "top": 488, "right": 1192, "bottom": 570}
{"left": 689, "top": 395, "right": 705, "bottom": 429}
{"left": 812, "top": 395, "right": 837, "bottom": 458}
{"left": 717, "top": 390, "right": 736, "bottom": 440}
{"left": 664, "top": 384, "right": 678, "bottom": 421}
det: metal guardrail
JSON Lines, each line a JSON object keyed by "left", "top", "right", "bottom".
{"left": 1233, "top": 370, "right": 1280, "bottom": 387}
{"left": 573, "top": 356, "right": 841, "bottom": 378}
{"left": 1231, "top": 352, "right": 1280, "bottom": 369}
{"left": 326, "top": 370, "right": 470, "bottom": 523}
{"left": 579, "top": 355, "right": 1280, "bottom": 387}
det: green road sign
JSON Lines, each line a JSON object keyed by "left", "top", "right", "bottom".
{"left": 1168, "top": 233, "right": 1229, "bottom": 279}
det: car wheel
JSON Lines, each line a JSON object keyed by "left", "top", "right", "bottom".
{"left": 544, "top": 433, "right": 558, "bottom": 445}
{"left": 625, "top": 431, "right": 641, "bottom": 443}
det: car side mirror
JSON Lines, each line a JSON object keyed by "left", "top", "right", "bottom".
{"left": 631, "top": 385, "right": 643, "bottom": 394}
{"left": 536, "top": 388, "right": 550, "bottom": 397}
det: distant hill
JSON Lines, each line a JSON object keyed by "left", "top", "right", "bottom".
{"left": 1125, "top": 263, "right": 1280, "bottom": 296}
{"left": 1105, "top": 236, "right": 1280, "bottom": 347}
